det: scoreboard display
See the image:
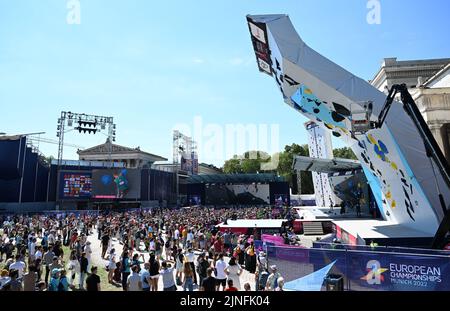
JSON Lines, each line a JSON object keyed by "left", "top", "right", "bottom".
{"left": 59, "top": 171, "right": 92, "bottom": 199}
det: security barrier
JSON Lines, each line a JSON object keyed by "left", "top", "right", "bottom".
{"left": 266, "top": 245, "right": 450, "bottom": 291}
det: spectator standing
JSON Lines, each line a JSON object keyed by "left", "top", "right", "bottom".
{"left": 86, "top": 266, "right": 101, "bottom": 292}
{"left": 224, "top": 257, "right": 242, "bottom": 290}
{"left": 215, "top": 253, "right": 228, "bottom": 291}
{"left": 149, "top": 252, "right": 160, "bottom": 291}
{"left": 43, "top": 247, "right": 55, "bottom": 285}
{"left": 160, "top": 261, "right": 177, "bottom": 291}
{"left": 127, "top": 265, "right": 142, "bottom": 291}
{"left": 9, "top": 254, "right": 26, "bottom": 278}
{"left": 200, "top": 268, "right": 216, "bottom": 292}
{"left": 79, "top": 252, "right": 89, "bottom": 290}
{"left": 140, "top": 263, "right": 151, "bottom": 291}
{"left": 182, "top": 262, "right": 194, "bottom": 291}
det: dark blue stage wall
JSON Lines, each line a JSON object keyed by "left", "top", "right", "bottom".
{"left": 0, "top": 138, "right": 51, "bottom": 203}
{"left": 0, "top": 137, "right": 26, "bottom": 180}
{"left": 140, "top": 169, "right": 176, "bottom": 203}
{"left": 0, "top": 135, "right": 177, "bottom": 206}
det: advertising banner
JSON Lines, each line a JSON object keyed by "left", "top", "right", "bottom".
{"left": 261, "top": 234, "right": 285, "bottom": 246}
{"left": 347, "top": 251, "right": 450, "bottom": 291}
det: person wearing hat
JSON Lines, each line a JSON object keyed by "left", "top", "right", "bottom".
{"left": 265, "top": 265, "right": 281, "bottom": 291}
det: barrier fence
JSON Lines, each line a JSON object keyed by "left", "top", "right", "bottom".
{"left": 266, "top": 245, "right": 450, "bottom": 291}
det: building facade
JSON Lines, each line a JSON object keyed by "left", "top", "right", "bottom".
{"left": 77, "top": 139, "right": 167, "bottom": 168}
{"left": 370, "top": 58, "right": 450, "bottom": 162}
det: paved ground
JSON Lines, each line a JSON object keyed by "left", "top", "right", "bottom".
{"left": 86, "top": 229, "right": 256, "bottom": 291}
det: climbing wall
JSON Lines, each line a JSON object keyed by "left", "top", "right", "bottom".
{"left": 305, "top": 121, "right": 336, "bottom": 207}
{"left": 247, "top": 14, "right": 450, "bottom": 236}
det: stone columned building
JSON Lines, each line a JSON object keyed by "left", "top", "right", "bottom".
{"left": 370, "top": 58, "right": 450, "bottom": 163}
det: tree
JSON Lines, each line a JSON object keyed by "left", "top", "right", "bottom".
{"left": 333, "top": 147, "right": 357, "bottom": 160}
{"left": 223, "top": 157, "right": 242, "bottom": 174}
{"left": 222, "top": 151, "right": 271, "bottom": 174}
{"left": 275, "top": 143, "right": 314, "bottom": 194}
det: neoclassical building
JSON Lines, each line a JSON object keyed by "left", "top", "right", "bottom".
{"left": 370, "top": 58, "right": 450, "bottom": 163}
{"left": 77, "top": 139, "right": 167, "bottom": 168}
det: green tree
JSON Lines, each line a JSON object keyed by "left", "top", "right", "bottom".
{"left": 333, "top": 147, "right": 357, "bottom": 160}
{"left": 222, "top": 151, "right": 271, "bottom": 174}
{"left": 276, "top": 143, "right": 314, "bottom": 194}
{"left": 223, "top": 157, "right": 242, "bottom": 174}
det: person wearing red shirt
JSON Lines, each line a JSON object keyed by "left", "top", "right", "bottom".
{"left": 225, "top": 279, "right": 238, "bottom": 292}
{"left": 213, "top": 237, "right": 223, "bottom": 254}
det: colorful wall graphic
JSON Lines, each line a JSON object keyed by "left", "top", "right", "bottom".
{"left": 246, "top": 14, "right": 450, "bottom": 236}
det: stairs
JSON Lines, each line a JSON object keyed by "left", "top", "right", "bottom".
{"left": 303, "top": 222, "right": 324, "bottom": 235}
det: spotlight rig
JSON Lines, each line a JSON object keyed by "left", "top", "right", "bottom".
{"left": 56, "top": 111, "right": 116, "bottom": 167}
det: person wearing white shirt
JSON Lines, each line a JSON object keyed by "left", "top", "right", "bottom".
{"left": 186, "top": 231, "right": 194, "bottom": 249}
{"left": 84, "top": 241, "right": 92, "bottom": 271}
{"left": 140, "top": 263, "right": 151, "bottom": 291}
{"left": 9, "top": 255, "right": 26, "bottom": 278}
{"left": 174, "top": 229, "right": 180, "bottom": 241}
{"left": 29, "top": 239, "right": 37, "bottom": 260}
{"left": 149, "top": 239, "right": 155, "bottom": 252}
{"left": 48, "top": 232, "right": 55, "bottom": 246}
{"left": 127, "top": 265, "right": 142, "bottom": 291}
{"left": 185, "top": 248, "right": 197, "bottom": 285}
{"left": 35, "top": 247, "right": 43, "bottom": 261}
{"left": 215, "top": 253, "right": 228, "bottom": 291}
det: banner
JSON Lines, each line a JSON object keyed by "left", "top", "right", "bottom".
{"left": 347, "top": 251, "right": 450, "bottom": 291}
{"left": 261, "top": 234, "right": 285, "bottom": 246}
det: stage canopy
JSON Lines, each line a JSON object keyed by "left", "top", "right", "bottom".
{"left": 293, "top": 156, "right": 361, "bottom": 173}
{"left": 184, "top": 173, "right": 285, "bottom": 184}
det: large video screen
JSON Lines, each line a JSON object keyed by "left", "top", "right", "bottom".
{"left": 92, "top": 168, "right": 141, "bottom": 199}
{"left": 58, "top": 171, "right": 92, "bottom": 199}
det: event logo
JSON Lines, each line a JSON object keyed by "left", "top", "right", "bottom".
{"left": 361, "top": 260, "right": 388, "bottom": 285}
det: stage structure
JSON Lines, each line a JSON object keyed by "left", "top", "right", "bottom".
{"left": 56, "top": 112, "right": 116, "bottom": 208}
{"left": 173, "top": 130, "right": 198, "bottom": 204}
{"left": 56, "top": 111, "right": 116, "bottom": 168}
{"left": 246, "top": 15, "right": 450, "bottom": 248}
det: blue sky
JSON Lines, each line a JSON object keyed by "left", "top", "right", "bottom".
{"left": 1, "top": 0, "right": 449, "bottom": 167}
